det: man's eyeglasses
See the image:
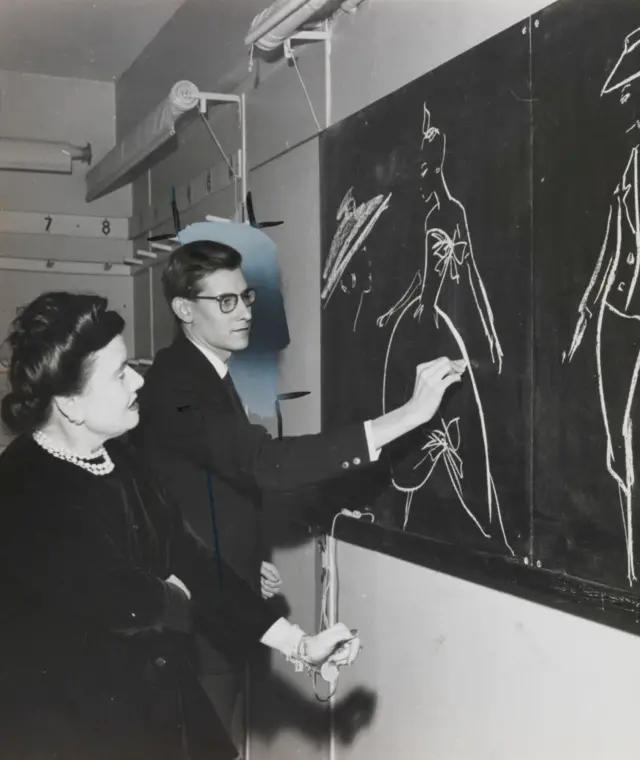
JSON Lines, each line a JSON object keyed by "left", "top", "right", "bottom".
{"left": 192, "top": 287, "right": 257, "bottom": 314}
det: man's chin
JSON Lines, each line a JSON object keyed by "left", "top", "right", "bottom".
{"left": 231, "top": 336, "right": 250, "bottom": 351}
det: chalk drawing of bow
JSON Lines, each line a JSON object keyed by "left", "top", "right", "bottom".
{"left": 431, "top": 227, "right": 468, "bottom": 283}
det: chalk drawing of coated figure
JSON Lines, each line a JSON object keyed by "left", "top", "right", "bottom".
{"left": 565, "top": 27, "right": 640, "bottom": 584}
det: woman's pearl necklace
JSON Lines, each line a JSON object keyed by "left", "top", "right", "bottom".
{"left": 32, "top": 430, "right": 114, "bottom": 476}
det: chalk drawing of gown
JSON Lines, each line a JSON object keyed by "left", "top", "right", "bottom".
{"left": 563, "top": 27, "right": 640, "bottom": 585}
{"left": 377, "top": 104, "right": 513, "bottom": 554}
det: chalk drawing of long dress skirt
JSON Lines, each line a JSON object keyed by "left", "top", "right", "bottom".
{"left": 377, "top": 106, "right": 513, "bottom": 554}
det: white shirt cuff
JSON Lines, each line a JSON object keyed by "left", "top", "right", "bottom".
{"left": 260, "top": 617, "right": 304, "bottom": 657}
{"left": 363, "top": 420, "right": 382, "bottom": 462}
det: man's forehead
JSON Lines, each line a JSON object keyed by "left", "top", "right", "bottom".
{"left": 199, "top": 268, "right": 247, "bottom": 294}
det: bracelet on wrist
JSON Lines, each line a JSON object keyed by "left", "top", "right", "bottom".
{"left": 285, "top": 626, "right": 316, "bottom": 675}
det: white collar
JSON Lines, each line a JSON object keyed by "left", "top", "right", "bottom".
{"left": 186, "top": 335, "right": 229, "bottom": 378}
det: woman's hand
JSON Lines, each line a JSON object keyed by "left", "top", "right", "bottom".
{"left": 260, "top": 561, "right": 283, "bottom": 599}
{"left": 304, "top": 623, "right": 361, "bottom": 668}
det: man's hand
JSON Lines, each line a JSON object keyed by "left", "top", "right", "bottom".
{"left": 368, "top": 356, "right": 466, "bottom": 452}
{"left": 260, "top": 561, "right": 283, "bottom": 599}
{"left": 406, "top": 357, "right": 466, "bottom": 426}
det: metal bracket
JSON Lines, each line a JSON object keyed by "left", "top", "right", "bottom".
{"left": 195, "top": 92, "right": 241, "bottom": 114}
{"left": 282, "top": 22, "right": 332, "bottom": 131}
{"left": 195, "top": 91, "right": 248, "bottom": 221}
{"left": 132, "top": 91, "right": 249, "bottom": 237}
{"left": 283, "top": 27, "right": 331, "bottom": 60}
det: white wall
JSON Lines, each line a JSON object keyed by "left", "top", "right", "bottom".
{"left": 0, "top": 71, "right": 134, "bottom": 339}
{"left": 0, "top": 72, "right": 136, "bottom": 448}
{"left": 0, "top": 71, "right": 133, "bottom": 262}
{"left": 336, "top": 543, "right": 640, "bottom": 760}
{"left": 246, "top": 139, "right": 326, "bottom": 760}
{"left": 116, "top": 1, "right": 640, "bottom": 759}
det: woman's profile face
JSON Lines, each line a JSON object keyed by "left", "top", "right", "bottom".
{"left": 72, "top": 335, "right": 144, "bottom": 441}
{"left": 420, "top": 125, "right": 445, "bottom": 186}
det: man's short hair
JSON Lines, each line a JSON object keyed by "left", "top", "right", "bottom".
{"left": 162, "top": 240, "right": 243, "bottom": 304}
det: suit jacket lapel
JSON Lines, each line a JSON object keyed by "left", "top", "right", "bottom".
{"left": 171, "top": 333, "right": 247, "bottom": 419}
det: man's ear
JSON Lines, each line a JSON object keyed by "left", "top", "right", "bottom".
{"left": 171, "top": 297, "right": 193, "bottom": 324}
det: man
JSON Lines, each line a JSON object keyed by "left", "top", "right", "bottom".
{"left": 132, "top": 237, "right": 465, "bottom": 736}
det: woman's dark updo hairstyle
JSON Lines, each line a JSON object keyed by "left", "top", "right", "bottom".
{"left": 1, "top": 292, "right": 125, "bottom": 435}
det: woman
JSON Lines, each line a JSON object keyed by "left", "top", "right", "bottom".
{"left": 0, "top": 291, "right": 360, "bottom": 760}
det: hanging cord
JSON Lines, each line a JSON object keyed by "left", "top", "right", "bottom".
{"left": 311, "top": 508, "right": 374, "bottom": 702}
{"left": 285, "top": 624, "right": 360, "bottom": 704}
{"left": 279, "top": 509, "right": 372, "bottom": 701}
{"left": 198, "top": 111, "right": 242, "bottom": 220}
{"left": 284, "top": 41, "right": 322, "bottom": 132}
{"left": 320, "top": 509, "right": 375, "bottom": 630}
{"left": 199, "top": 112, "right": 240, "bottom": 181}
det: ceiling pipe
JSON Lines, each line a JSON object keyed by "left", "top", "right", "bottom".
{"left": 85, "top": 80, "right": 200, "bottom": 202}
{"left": 245, "top": 0, "right": 367, "bottom": 52}
{"left": 0, "top": 138, "right": 91, "bottom": 174}
{"left": 245, "top": 0, "right": 331, "bottom": 51}
{"left": 340, "top": 0, "right": 366, "bottom": 11}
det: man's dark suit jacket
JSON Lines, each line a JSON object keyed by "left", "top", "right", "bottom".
{"left": 130, "top": 333, "right": 372, "bottom": 667}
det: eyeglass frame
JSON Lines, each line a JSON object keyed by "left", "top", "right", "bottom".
{"left": 191, "top": 287, "right": 257, "bottom": 314}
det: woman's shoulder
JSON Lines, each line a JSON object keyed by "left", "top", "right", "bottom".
{"left": 0, "top": 435, "right": 38, "bottom": 479}
{"left": 0, "top": 436, "right": 93, "bottom": 507}
{"left": 0, "top": 436, "right": 55, "bottom": 514}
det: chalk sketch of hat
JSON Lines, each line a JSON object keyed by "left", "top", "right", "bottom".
{"left": 602, "top": 27, "right": 640, "bottom": 95}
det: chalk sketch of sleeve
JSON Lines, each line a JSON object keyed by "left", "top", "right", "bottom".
{"left": 563, "top": 205, "right": 615, "bottom": 363}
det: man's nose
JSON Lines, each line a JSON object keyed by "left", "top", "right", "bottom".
{"left": 236, "top": 300, "right": 252, "bottom": 320}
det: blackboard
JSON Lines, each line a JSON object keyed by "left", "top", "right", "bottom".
{"left": 320, "top": 0, "right": 640, "bottom": 633}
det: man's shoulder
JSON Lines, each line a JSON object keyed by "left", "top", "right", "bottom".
{"left": 144, "top": 341, "right": 196, "bottom": 387}
{"left": 148, "top": 339, "right": 181, "bottom": 371}
{"left": 139, "top": 358, "right": 226, "bottom": 420}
